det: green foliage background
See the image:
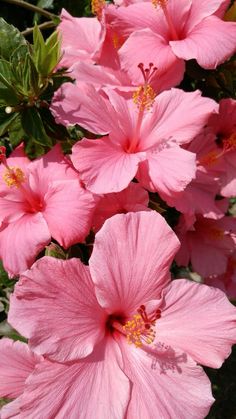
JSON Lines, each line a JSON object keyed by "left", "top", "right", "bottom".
{"left": 0, "top": 1, "right": 235, "bottom": 417}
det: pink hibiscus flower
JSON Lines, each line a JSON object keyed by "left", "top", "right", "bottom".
{"left": 175, "top": 212, "right": 236, "bottom": 277}
{"left": 106, "top": 0, "right": 236, "bottom": 85}
{"left": 8, "top": 212, "right": 236, "bottom": 417}
{"left": 165, "top": 131, "right": 223, "bottom": 218}
{"left": 52, "top": 82, "right": 217, "bottom": 199}
{"left": 206, "top": 252, "right": 236, "bottom": 300}
{"left": 0, "top": 338, "right": 42, "bottom": 419}
{"left": 205, "top": 98, "right": 236, "bottom": 197}
{"left": 0, "top": 144, "right": 97, "bottom": 277}
{"left": 92, "top": 181, "right": 149, "bottom": 231}
{"left": 58, "top": 7, "right": 183, "bottom": 93}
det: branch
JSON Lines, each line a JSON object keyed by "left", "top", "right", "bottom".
{"left": 1, "top": 0, "right": 57, "bottom": 20}
{"left": 21, "top": 20, "right": 56, "bottom": 36}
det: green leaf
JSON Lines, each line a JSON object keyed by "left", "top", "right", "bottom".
{"left": 8, "top": 115, "right": 27, "bottom": 148}
{"left": 0, "top": 59, "right": 13, "bottom": 89}
{"left": 0, "top": 86, "right": 19, "bottom": 106}
{"left": 10, "top": 45, "right": 40, "bottom": 98}
{"left": 21, "top": 107, "right": 53, "bottom": 147}
{"left": 33, "top": 27, "right": 61, "bottom": 77}
{"left": 33, "top": 25, "right": 46, "bottom": 71}
{"left": 0, "top": 18, "right": 27, "bottom": 61}
{"left": 0, "top": 107, "right": 18, "bottom": 136}
{"left": 23, "top": 54, "right": 40, "bottom": 96}
{"left": 0, "top": 59, "right": 22, "bottom": 105}
{"left": 0, "top": 320, "right": 27, "bottom": 342}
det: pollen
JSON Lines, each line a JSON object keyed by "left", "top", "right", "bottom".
{"left": 152, "top": 0, "right": 168, "bottom": 8}
{"left": 223, "top": 132, "right": 236, "bottom": 153}
{"left": 3, "top": 167, "right": 25, "bottom": 188}
{"left": 91, "top": 0, "right": 105, "bottom": 18}
{"left": 133, "top": 84, "right": 156, "bottom": 111}
{"left": 123, "top": 305, "right": 161, "bottom": 348}
{"left": 112, "top": 33, "right": 121, "bottom": 49}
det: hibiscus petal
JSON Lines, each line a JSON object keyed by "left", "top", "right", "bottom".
{"left": 43, "top": 180, "right": 97, "bottom": 248}
{"left": 145, "top": 146, "right": 196, "bottom": 199}
{"left": 171, "top": 16, "right": 236, "bottom": 68}
{"left": 186, "top": 0, "right": 229, "bottom": 32}
{"left": 90, "top": 211, "right": 179, "bottom": 314}
{"left": 165, "top": 169, "right": 222, "bottom": 218}
{"left": 0, "top": 196, "right": 26, "bottom": 224}
{"left": 142, "top": 88, "right": 218, "bottom": 148}
{"left": 51, "top": 83, "right": 117, "bottom": 134}
{"left": 8, "top": 257, "right": 107, "bottom": 362}
{"left": 58, "top": 9, "right": 104, "bottom": 67}
{"left": 119, "top": 29, "right": 184, "bottom": 91}
{"left": 92, "top": 182, "right": 149, "bottom": 232}
{"left": 20, "top": 339, "right": 130, "bottom": 419}
{"left": 156, "top": 279, "right": 236, "bottom": 368}
{"left": 1, "top": 397, "right": 21, "bottom": 419}
{"left": 190, "top": 237, "right": 229, "bottom": 277}
{"left": 0, "top": 213, "right": 51, "bottom": 277}
{"left": 0, "top": 338, "right": 41, "bottom": 399}
{"left": 118, "top": 337, "right": 214, "bottom": 419}
{"left": 71, "top": 137, "right": 145, "bottom": 193}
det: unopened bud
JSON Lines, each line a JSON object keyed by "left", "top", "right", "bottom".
{"left": 5, "top": 106, "right": 13, "bottom": 114}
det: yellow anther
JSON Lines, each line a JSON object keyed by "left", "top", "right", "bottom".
{"left": 91, "top": 0, "right": 105, "bottom": 18}
{"left": 133, "top": 84, "right": 156, "bottom": 111}
{"left": 123, "top": 313, "right": 156, "bottom": 348}
{"left": 112, "top": 33, "right": 121, "bottom": 49}
{"left": 3, "top": 167, "right": 25, "bottom": 188}
{"left": 152, "top": 0, "right": 168, "bottom": 8}
{"left": 223, "top": 132, "right": 236, "bottom": 152}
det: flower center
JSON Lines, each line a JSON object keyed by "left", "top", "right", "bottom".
{"left": 152, "top": 0, "right": 179, "bottom": 41}
{"left": 222, "top": 132, "right": 236, "bottom": 153}
{"left": 1, "top": 148, "right": 44, "bottom": 213}
{"left": 198, "top": 131, "right": 236, "bottom": 167}
{"left": 123, "top": 305, "right": 161, "bottom": 348}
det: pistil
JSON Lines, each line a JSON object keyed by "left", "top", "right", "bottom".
{"left": 127, "top": 63, "right": 157, "bottom": 153}
{"left": 121, "top": 305, "right": 161, "bottom": 348}
{"left": 152, "top": 0, "right": 179, "bottom": 41}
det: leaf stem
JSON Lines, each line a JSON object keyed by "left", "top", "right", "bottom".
{"left": 1, "top": 0, "right": 57, "bottom": 20}
{"left": 21, "top": 21, "right": 56, "bottom": 36}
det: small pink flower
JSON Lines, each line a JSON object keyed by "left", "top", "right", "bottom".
{"left": 205, "top": 252, "right": 236, "bottom": 300}
{"left": 206, "top": 98, "right": 236, "bottom": 197}
{"left": 0, "top": 144, "right": 97, "bottom": 276}
{"left": 8, "top": 212, "right": 236, "bottom": 417}
{"left": 166, "top": 131, "right": 223, "bottom": 218}
{"left": 175, "top": 212, "right": 236, "bottom": 277}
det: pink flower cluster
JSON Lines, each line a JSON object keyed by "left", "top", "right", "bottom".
{"left": 0, "top": 0, "right": 236, "bottom": 417}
